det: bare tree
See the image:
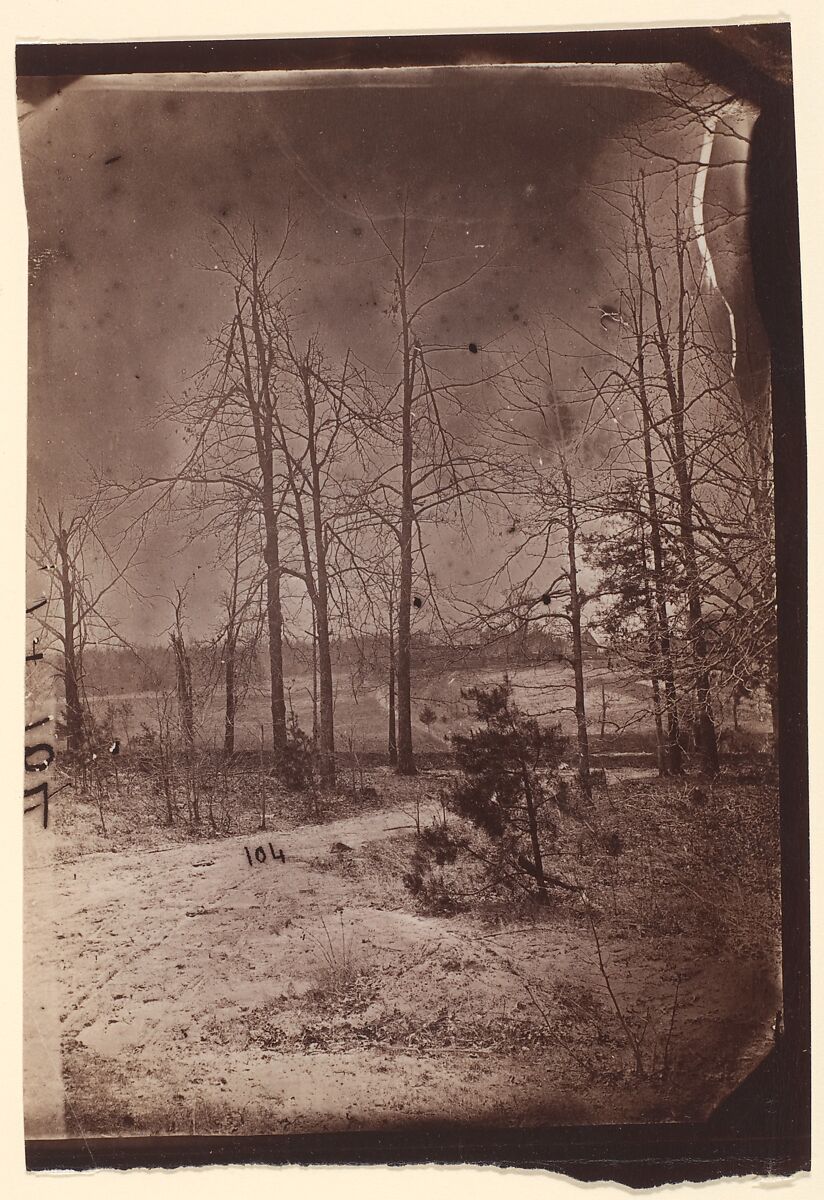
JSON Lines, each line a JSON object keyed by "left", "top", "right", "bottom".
{"left": 386, "top": 576, "right": 398, "bottom": 766}
{"left": 221, "top": 225, "right": 292, "bottom": 759}
{"left": 360, "top": 197, "right": 499, "bottom": 775}
{"left": 170, "top": 587, "right": 199, "bottom": 825}
{"left": 634, "top": 172, "right": 720, "bottom": 774}
{"left": 575, "top": 78, "right": 768, "bottom": 772}
{"left": 131, "top": 220, "right": 299, "bottom": 759}
{"left": 595, "top": 158, "right": 772, "bottom": 769}
{"left": 490, "top": 333, "right": 600, "bottom": 802}
{"left": 27, "top": 490, "right": 145, "bottom": 755}
{"left": 214, "top": 496, "right": 265, "bottom": 757}
{"left": 271, "top": 334, "right": 366, "bottom": 787}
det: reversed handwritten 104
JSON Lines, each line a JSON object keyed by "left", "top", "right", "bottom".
{"left": 25, "top": 597, "right": 53, "bottom": 827}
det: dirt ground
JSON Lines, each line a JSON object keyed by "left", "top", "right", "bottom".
{"left": 24, "top": 761, "right": 782, "bottom": 1139}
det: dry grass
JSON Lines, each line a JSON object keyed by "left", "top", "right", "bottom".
{"left": 305, "top": 910, "right": 361, "bottom": 999}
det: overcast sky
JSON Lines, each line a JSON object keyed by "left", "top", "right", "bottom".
{"left": 20, "top": 65, "right": 749, "bottom": 643}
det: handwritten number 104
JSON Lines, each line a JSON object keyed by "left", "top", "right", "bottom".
{"left": 245, "top": 844, "right": 286, "bottom": 866}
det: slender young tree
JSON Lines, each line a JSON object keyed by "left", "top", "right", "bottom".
{"left": 28, "top": 492, "right": 145, "bottom": 754}
{"left": 625, "top": 195, "right": 684, "bottom": 772}
{"left": 387, "top": 585, "right": 398, "bottom": 766}
{"left": 215, "top": 497, "right": 265, "bottom": 757}
{"left": 485, "top": 330, "right": 602, "bottom": 802}
{"left": 169, "top": 586, "right": 199, "bottom": 825}
{"left": 227, "top": 228, "right": 291, "bottom": 758}
{"left": 360, "top": 197, "right": 498, "bottom": 775}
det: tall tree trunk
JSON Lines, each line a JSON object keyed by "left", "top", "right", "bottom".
{"left": 638, "top": 391, "right": 683, "bottom": 774}
{"left": 396, "top": 269, "right": 417, "bottom": 775}
{"left": 171, "top": 604, "right": 197, "bottom": 824}
{"left": 640, "top": 526, "right": 668, "bottom": 775}
{"left": 263, "top": 510, "right": 287, "bottom": 756}
{"left": 388, "top": 595, "right": 398, "bottom": 766}
{"left": 641, "top": 191, "right": 719, "bottom": 775}
{"left": 563, "top": 471, "right": 591, "bottom": 802}
{"left": 275, "top": 367, "right": 336, "bottom": 786}
{"left": 223, "top": 632, "right": 236, "bottom": 757}
{"left": 312, "top": 589, "right": 335, "bottom": 785}
{"left": 632, "top": 218, "right": 683, "bottom": 774}
{"left": 279, "top": 467, "right": 334, "bottom": 785}
{"left": 651, "top": 675, "right": 667, "bottom": 776}
{"left": 311, "top": 607, "right": 319, "bottom": 746}
{"left": 306, "top": 388, "right": 336, "bottom": 788}
{"left": 56, "top": 528, "right": 84, "bottom": 755}
{"left": 396, "top": 509, "right": 415, "bottom": 775}
{"left": 234, "top": 273, "right": 287, "bottom": 760}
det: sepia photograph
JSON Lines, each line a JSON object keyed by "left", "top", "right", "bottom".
{"left": 18, "top": 26, "right": 808, "bottom": 1179}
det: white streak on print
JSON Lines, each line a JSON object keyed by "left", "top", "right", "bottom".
{"left": 692, "top": 114, "right": 737, "bottom": 376}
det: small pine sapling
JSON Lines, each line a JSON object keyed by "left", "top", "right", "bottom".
{"left": 448, "top": 678, "right": 567, "bottom": 904}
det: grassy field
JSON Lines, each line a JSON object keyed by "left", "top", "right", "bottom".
{"left": 86, "top": 661, "right": 773, "bottom": 761}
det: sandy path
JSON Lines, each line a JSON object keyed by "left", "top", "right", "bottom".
{"left": 24, "top": 822, "right": 68, "bottom": 1138}
{"left": 26, "top": 793, "right": 779, "bottom": 1137}
{"left": 25, "top": 803, "right": 452, "bottom": 1135}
